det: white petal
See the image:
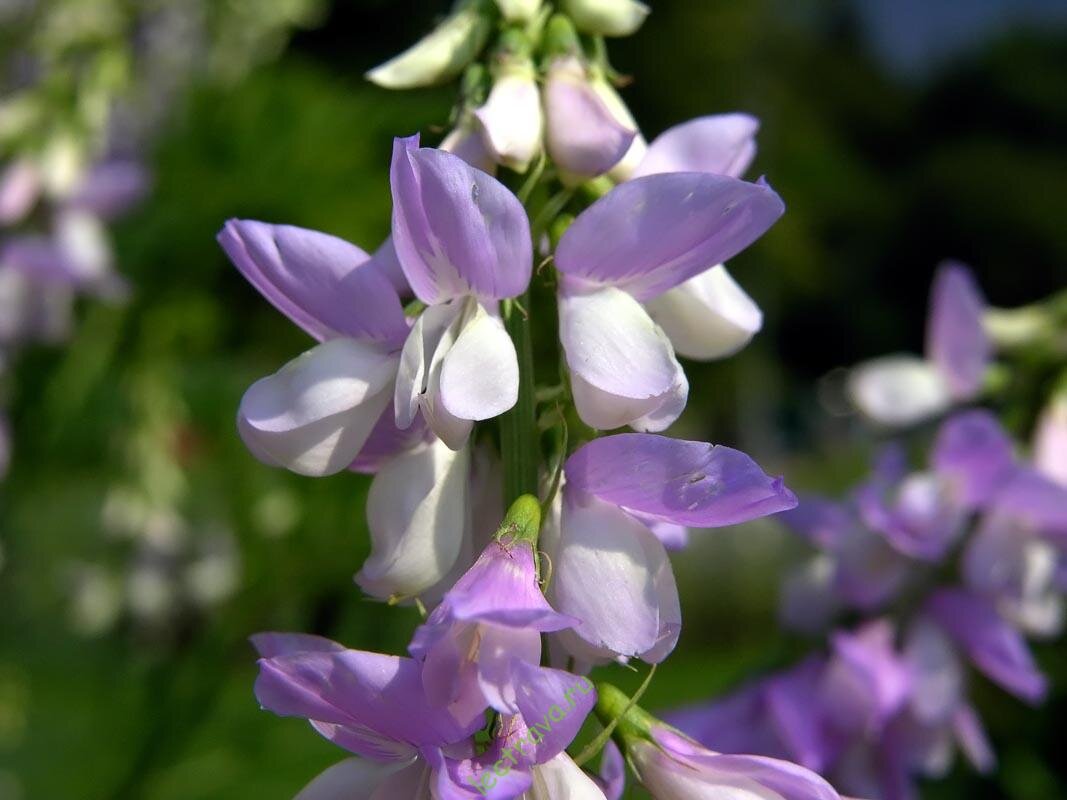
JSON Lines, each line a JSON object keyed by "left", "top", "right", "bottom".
{"left": 239, "top": 338, "right": 398, "bottom": 476}
{"left": 356, "top": 440, "right": 470, "bottom": 599}
{"left": 524, "top": 753, "right": 608, "bottom": 800}
{"left": 560, "top": 286, "right": 684, "bottom": 430}
{"left": 551, "top": 492, "right": 678, "bottom": 661}
{"left": 440, "top": 303, "right": 519, "bottom": 421}
{"left": 848, "top": 355, "right": 952, "bottom": 427}
{"left": 560, "top": 0, "right": 650, "bottom": 37}
{"left": 295, "top": 758, "right": 408, "bottom": 800}
{"left": 395, "top": 303, "right": 459, "bottom": 429}
{"left": 494, "top": 0, "right": 542, "bottom": 23}
{"left": 644, "top": 265, "right": 762, "bottom": 360}
{"left": 366, "top": 5, "right": 489, "bottom": 89}
{"left": 474, "top": 70, "right": 543, "bottom": 173}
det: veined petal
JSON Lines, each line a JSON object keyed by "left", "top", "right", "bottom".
{"left": 254, "top": 648, "right": 481, "bottom": 755}
{"left": 644, "top": 265, "right": 762, "bottom": 360}
{"left": 356, "top": 440, "right": 470, "bottom": 599}
{"left": 218, "top": 220, "right": 407, "bottom": 344}
{"left": 848, "top": 355, "right": 952, "bottom": 427}
{"left": 925, "top": 261, "right": 990, "bottom": 400}
{"left": 238, "top": 339, "right": 398, "bottom": 476}
{"left": 551, "top": 491, "right": 679, "bottom": 661}
{"left": 390, "top": 136, "right": 533, "bottom": 303}
{"left": 555, "top": 172, "right": 784, "bottom": 301}
{"left": 511, "top": 660, "right": 598, "bottom": 762}
{"left": 559, "top": 286, "right": 683, "bottom": 429}
{"left": 440, "top": 303, "right": 519, "bottom": 422}
{"left": 564, "top": 433, "right": 797, "bottom": 527}
{"left": 543, "top": 56, "right": 637, "bottom": 181}
{"left": 633, "top": 114, "right": 760, "bottom": 179}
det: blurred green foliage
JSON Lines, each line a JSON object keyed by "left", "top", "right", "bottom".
{"left": 1, "top": 1, "right": 1066, "bottom": 798}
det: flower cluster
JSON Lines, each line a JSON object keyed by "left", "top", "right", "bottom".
{"left": 226, "top": 1, "right": 864, "bottom": 798}
{"left": 669, "top": 268, "right": 1067, "bottom": 799}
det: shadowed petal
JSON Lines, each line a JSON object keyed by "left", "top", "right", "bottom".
{"left": 218, "top": 220, "right": 407, "bottom": 344}
{"left": 390, "top": 136, "right": 532, "bottom": 303}
{"left": 633, "top": 114, "right": 759, "bottom": 179}
{"left": 925, "top": 261, "right": 990, "bottom": 400}
{"left": 555, "top": 172, "right": 784, "bottom": 301}
{"left": 927, "top": 589, "right": 1048, "bottom": 704}
{"left": 564, "top": 433, "right": 797, "bottom": 526}
{"left": 237, "top": 338, "right": 398, "bottom": 476}
{"left": 644, "top": 265, "right": 762, "bottom": 360}
{"left": 356, "top": 440, "right": 470, "bottom": 599}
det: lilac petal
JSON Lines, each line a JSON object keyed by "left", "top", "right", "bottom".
{"left": 632, "top": 113, "right": 760, "bottom": 179}
{"left": 642, "top": 730, "right": 841, "bottom": 800}
{"left": 558, "top": 286, "right": 685, "bottom": 430}
{"left": 67, "top": 160, "right": 150, "bottom": 219}
{"left": 833, "top": 527, "right": 912, "bottom": 610}
{"left": 440, "top": 119, "right": 498, "bottom": 175}
{"left": 364, "top": 236, "right": 412, "bottom": 297}
{"left": 778, "top": 496, "right": 857, "bottom": 549}
{"left": 436, "top": 724, "right": 534, "bottom": 798}
{"left": 953, "top": 704, "right": 995, "bottom": 773}
{"left": 0, "top": 159, "right": 41, "bottom": 224}
{"left": 218, "top": 220, "right": 408, "bottom": 344}
{"left": 409, "top": 621, "right": 483, "bottom": 710}
{"left": 627, "top": 509, "right": 690, "bottom": 550}
{"left": 925, "top": 261, "right": 990, "bottom": 400}
{"left": 765, "top": 657, "right": 836, "bottom": 771}
{"left": 544, "top": 56, "right": 637, "bottom": 180}
{"left": 994, "top": 467, "right": 1067, "bottom": 538}
{"left": 254, "top": 649, "right": 483, "bottom": 757}
{"left": 550, "top": 491, "right": 679, "bottom": 661}
{"left": 931, "top": 409, "right": 1016, "bottom": 508}
{"left": 598, "top": 741, "right": 626, "bottom": 800}
{"left": 927, "top": 588, "right": 1048, "bottom": 703}
{"left": 902, "top": 620, "right": 963, "bottom": 725}
{"left": 855, "top": 471, "right": 966, "bottom": 562}
{"left": 1034, "top": 397, "right": 1067, "bottom": 487}
{"left": 564, "top": 432, "right": 797, "bottom": 527}
{"left": 437, "top": 539, "right": 576, "bottom": 630}
{"left": 665, "top": 680, "right": 787, "bottom": 762}
{"left": 250, "top": 632, "right": 346, "bottom": 658}
{"left": 0, "top": 236, "right": 80, "bottom": 284}
{"left": 476, "top": 625, "right": 544, "bottom": 713}
{"left": 555, "top": 172, "right": 784, "bottom": 301}
{"left": 348, "top": 402, "right": 433, "bottom": 474}
{"left": 511, "top": 660, "right": 597, "bottom": 762}
{"left": 237, "top": 338, "right": 398, "bottom": 476}
{"left": 389, "top": 135, "right": 532, "bottom": 303}
{"left": 821, "top": 620, "right": 911, "bottom": 736}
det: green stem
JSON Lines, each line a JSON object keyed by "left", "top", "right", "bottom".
{"left": 501, "top": 293, "right": 538, "bottom": 504}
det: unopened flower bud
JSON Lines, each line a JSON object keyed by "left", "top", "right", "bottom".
{"left": 493, "top": 0, "right": 542, "bottom": 23}
{"left": 560, "top": 0, "right": 649, "bottom": 37}
{"left": 366, "top": 0, "right": 492, "bottom": 89}
{"left": 473, "top": 30, "right": 543, "bottom": 172}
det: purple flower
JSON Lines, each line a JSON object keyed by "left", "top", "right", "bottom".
{"left": 631, "top": 727, "right": 841, "bottom": 800}
{"left": 554, "top": 172, "right": 783, "bottom": 429}
{"left": 391, "top": 134, "right": 531, "bottom": 449}
{"left": 408, "top": 535, "right": 577, "bottom": 713}
{"left": 849, "top": 262, "right": 990, "bottom": 427}
{"left": 543, "top": 55, "right": 637, "bottom": 182}
{"left": 252, "top": 633, "right": 597, "bottom": 800}
{"left": 546, "top": 433, "right": 797, "bottom": 663}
